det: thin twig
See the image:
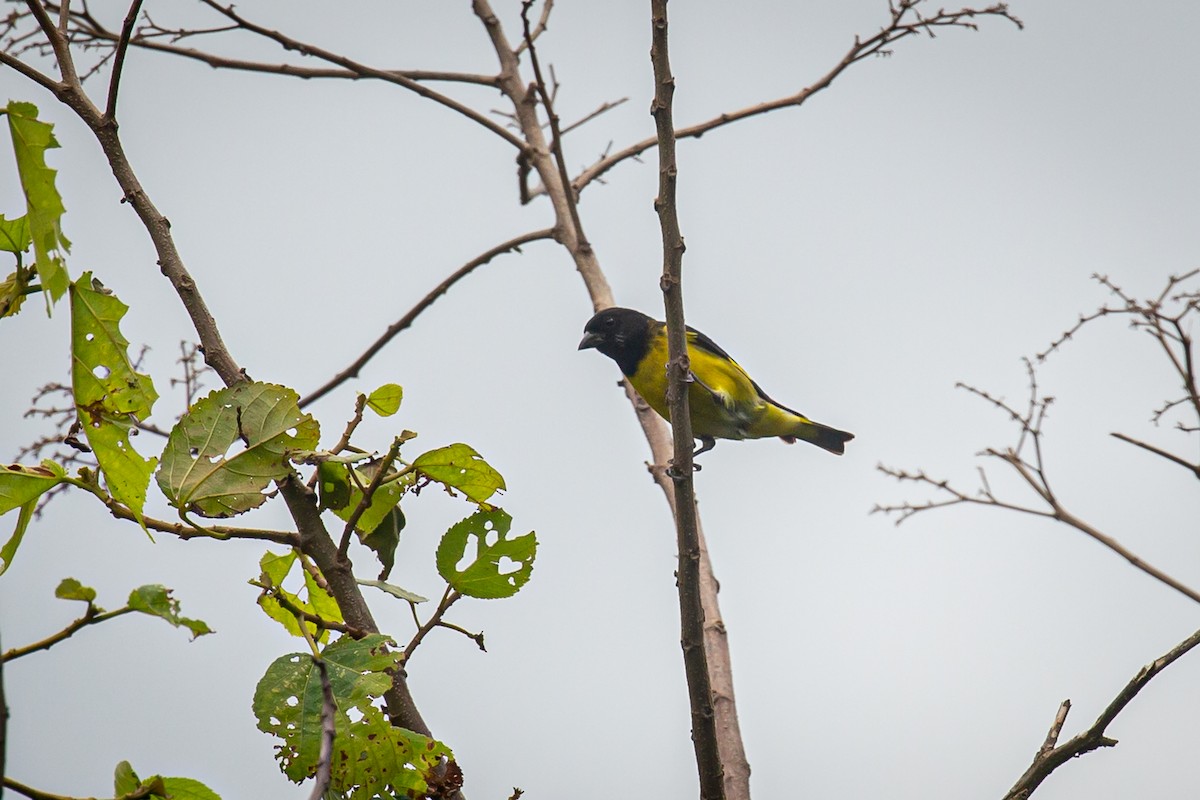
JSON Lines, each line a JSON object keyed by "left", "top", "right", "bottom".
{"left": 521, "top": 1, "right": 589, "bottom": 254}
{"left": 1110, "top": 432, "right": 1200, "bottom": 480}
{"left": 336, "top": 437, "right": 404, "bottom": 561}
{"left": 559, "top": 96, "right": 629, "bottom": 136}
{"left": 549, "top": 1, "right": 1023, "bottom": 198}
{"left": 308, "top": 657, "right": 337, "bottom": 800}
{"left": 404, "top": 585, "right": 462, "bottom": 659}
{"left": 194, "top": 0, "right": 525, "bottom": 150}
{"left": 2, "top": 606, "right": 134, "bottom": 662}
{"left": 300, "top": 227, "right": 556, "bottom": 408}
{"left": 102, "top": 0, "right": 142, "bottom": 120}
{"left": 513, "top": 0, "right": 552, "bottom": 55}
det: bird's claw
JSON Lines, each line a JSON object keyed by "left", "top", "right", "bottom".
{"left": 666, "top": 459, "right": 702, "bottom": 479}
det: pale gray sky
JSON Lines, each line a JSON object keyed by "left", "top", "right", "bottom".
{"left": 3, "top": 2, "right": 1199, "bottom": 798}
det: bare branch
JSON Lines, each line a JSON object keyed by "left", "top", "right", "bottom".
{"left": 193, "top": 0, "right": 525, "bottom": 150}
{"left": 877, "top": 355, "right": 1200, "bottom": 605}
{"left": 513, "top": 0, "right": 552, "bottom": 55}
{"left": 648, "top": 1, "right": 723, "bottom": 797}
{"left": 404, "top": 585, "right": 463, "bottom": 659}
{"left": 308, "top": 658, "right": 337, "bottom": 800}
{"left": 1110, "top": 432, "right": 1200, "bottom": 480}
{"left": 1003, "top": 626, "right": 1200, "bottom": 799}
{"left": 300, "top": 227, "right": 556, "bottom": 408}
{"left": 102, "top": 0, "right": 142, "bottom": 119}
{"left": 559, "top": 96, "right": 629, "bottom": 136}
{"left": 2, "top": 605, "right": 133, "bottom": 662}
{"left": 0, "top": 43, "right": 62, "bottom": 95}
{"left": 521, "top": 2, "right": 588, "bottom": 252}
{"left": 554, "top": 0, "right": 1023, "bottom": 197}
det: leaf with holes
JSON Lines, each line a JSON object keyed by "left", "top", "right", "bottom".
{"left": 157, "top": 382, "right": 319, "bottom": 518}
{"left": 333, "top": 705, "right": 453, "bottom": 799}
{"left": 436, "top": 508, "right": 536, "bottom": 599}
{"left": 4, "top": 101, "right": 69, "bottom": 307}
{"left": 252, "top": 634, "right": 401, "bottom": 782}
{"left": 70, "top": 273, "right": 158, "bottom": 527}
{"left": 412, "top": 443, "right": 505, "bottom": 505}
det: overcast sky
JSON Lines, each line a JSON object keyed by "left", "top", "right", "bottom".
{"left": 3, "top": 1, "right": 1199, "bottom": 798}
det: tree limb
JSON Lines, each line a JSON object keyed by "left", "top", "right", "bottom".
{"left": 2, "top": 606, "right": 134, "bottom": 662}
{"left": 193, "top": 0, "right": 526, "bottom": 151}
{"left": 1003, "top": 625, "right": 1200, "bottom": 799}
{"left": 299, "top": 227, "right": 557, "bottom": 408}
{"left": 102, "top": 0, "right": 143, "bottom": 120}
{"left": 552, "top": 1, "right": 1023, "bottom": 196}
{"left": 649, "top": 1, "right": 723, "bottom": 797}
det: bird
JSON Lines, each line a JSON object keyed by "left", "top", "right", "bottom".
{"left": 578, "top": 306, "right": 854, "bottom": 456}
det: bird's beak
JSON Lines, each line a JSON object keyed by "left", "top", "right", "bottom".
{"left": 577, "top": 331, "right": 603, "bottom": 351}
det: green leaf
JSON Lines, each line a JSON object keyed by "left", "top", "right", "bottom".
{"left": 0, "top": 462, "right": 63, "bottom": 514}
{"left": 252, "top": 634, "right": 401, "bottom": 782}
{"left": 55, "top": 577, "right": 97, "bottom": 603}
{"left": 5, "top": 101, "right": 69, "bottom": 307}
{"left": 325, "top": 460, "right": 406, "bottom": 538}
{"left": 255, "top": 550, "right": 342, "bottom": 641}
{"left": 361, "top": 506, "right": 404, "bottom": 579}
{"left": 365, "top": 383, "right": 403, "bottom": 416}
{"left": 316, "top": 460, "right": 351, "bottom": 511}
{"left": 412, "top": 443, "right": 505, "bottom": 505}
{"left": 70, "top": 272, "right": 158, "bottom": 527}
{"left": 111, "top": 762, "right": 171, "bottom": 796}
{"left": 357, "top": 577, "right": 428, "bottom": 604}
{"left": 157, "top": 382, "right": 320, "bottom": 518}
{"left": 435, "top": 509, "right": 536, "bottom": 599}
{"left": 0, "top": 214, "right": 31, "bottom": 253}
{"left": 0, "top": 500, "right": 35, "bottom": 577}
{"left": 114, "top": 761, "right": 140, "bottom": 795}
{"left": 0, "top": 463, "right": 64, "bottom": 575}
{"left": 159, "top": 777, "right": 222, "bottom": 800}
{"left": 127, "top": 584, "right": 214, "bottom": 639}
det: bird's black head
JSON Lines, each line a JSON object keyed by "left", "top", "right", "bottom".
{"left": 578, "top": 306, "right": 654, "bottom": 377}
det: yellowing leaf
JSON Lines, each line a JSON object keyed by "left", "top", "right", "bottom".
{"left": 157, "top": 382, "right": 319, "bottom": 518}
{"left": 0, "top": 267, "right": 30, "bottom": 319}
{"left": 365, "top": 383, "right": 403, "bottom": 416}
{"left": 254, "top": 549, "right": 343, "bottom": 641}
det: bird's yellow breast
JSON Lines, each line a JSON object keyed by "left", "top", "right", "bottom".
{"left": 628, "top": 328, "right": 772, "bottom": 440}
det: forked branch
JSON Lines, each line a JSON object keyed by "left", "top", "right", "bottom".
{"left": 1003, "top": 625, "right": 1200, "bottom": 799}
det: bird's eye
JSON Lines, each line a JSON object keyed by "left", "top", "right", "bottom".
{"left": 604, "top": 317, "right": 615, "bottom": 327}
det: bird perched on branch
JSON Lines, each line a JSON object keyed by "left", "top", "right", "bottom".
{"left": 578, "top": 307, "right": 854, "bottom": 456}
